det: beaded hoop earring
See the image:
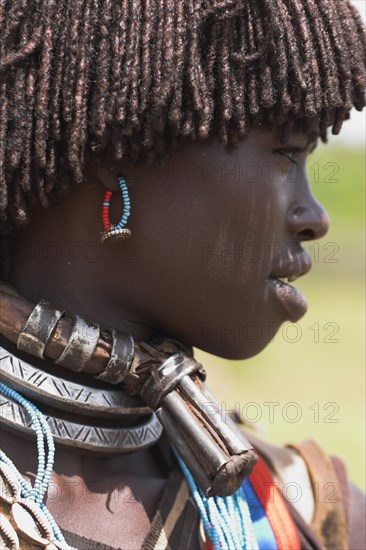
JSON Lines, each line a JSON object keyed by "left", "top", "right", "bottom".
{"left": 101, "top": 176, "right": 131, "bottom": 244}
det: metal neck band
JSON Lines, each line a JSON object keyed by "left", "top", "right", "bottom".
{"left": 0, "top": 343, "right": 162, "bottom": 454}
{"left": 1, "top": 284, "right": 259, "bottom": 496}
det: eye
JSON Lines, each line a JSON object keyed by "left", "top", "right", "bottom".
{"left": 274, "top": 147, "right": 305, "bottom": 165}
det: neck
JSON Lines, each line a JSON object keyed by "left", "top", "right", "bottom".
{"left": 8, "top": 178, "right": 158, "bottom": 343}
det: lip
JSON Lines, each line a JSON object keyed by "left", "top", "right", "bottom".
{"left": 270, "top": 250, "right": 312, "bottom": 283}
{"left": 268, "top": 250, "right": 312, "bottom": 322}
{"left": 268, "top": 277, "right": 308, "bottom": 322}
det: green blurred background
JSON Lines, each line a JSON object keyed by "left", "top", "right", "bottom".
{"left": 195, "top": 144, "right": 366, "bottom": 491}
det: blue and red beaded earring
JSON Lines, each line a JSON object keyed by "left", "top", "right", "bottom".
{"left": 101, "top": 176, "right": 131, "bottom": 244}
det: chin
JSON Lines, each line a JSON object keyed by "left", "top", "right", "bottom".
{"left": 196, "top": 322, "right": 282, "bottom": 361}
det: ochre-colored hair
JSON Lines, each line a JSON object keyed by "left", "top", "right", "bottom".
{"left": 0, "top": 0, "right": 366, "bottom": 234}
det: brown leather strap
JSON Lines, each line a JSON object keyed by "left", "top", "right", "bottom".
{"left": 0, "top": 282, "right": 191, "bottom": 386}
{"left": 330, "top": 455, "right": 350, "bottom": 529}
{"left": 288, "top": 439, "right": 348, "bottom": 550}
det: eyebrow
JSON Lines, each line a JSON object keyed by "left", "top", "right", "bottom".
{"left": 284, "top": 139, "right": 318, "bottom": 153}
{"left": 279, "top": 129, "right": 319, "bottom": 150}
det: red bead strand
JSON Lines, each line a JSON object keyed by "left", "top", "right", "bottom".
{"left": 102, "top": 191, "right": 113, "bottom": 231}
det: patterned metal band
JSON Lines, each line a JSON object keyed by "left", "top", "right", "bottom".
{"left": 0, "top": 346, "right": 151, "bottom": 419}
{"left": 95, "top": 330, "right": 134, "bottom": 384}
{"left": 0, "top": 393, "right": 163, "bottom": 454}
{"left": 17, "top": 300, "right": 64, "bottom": 359}
{"left": 55, "top": 315, "right": 100, "bottom": 372}
{"left": 140, "top": 353, "right": 204, "bottom": 410}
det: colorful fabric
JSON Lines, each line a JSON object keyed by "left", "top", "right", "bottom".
{"left": 193, "top": 454, "right": 301, "bottom": 550}
{"left": 249, "top": 455, "right": 301, "bottom": 550}
{"left": 243, "top": 478, "right": 278, "bottom": 549}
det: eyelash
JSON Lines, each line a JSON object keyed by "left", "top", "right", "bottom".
{"left": 274, "top": 148, "right": 305, "bottom": 166}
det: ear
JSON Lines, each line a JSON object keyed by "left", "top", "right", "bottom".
{"left": 84, "top": 146, "right": 120, "bottom": 192}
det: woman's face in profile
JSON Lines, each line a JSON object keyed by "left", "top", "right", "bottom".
{"left": 112, "top": 127, "right": 330, "bottom": 360}
{"left": 15, "top": 127, "right": 329, "bottom": 361}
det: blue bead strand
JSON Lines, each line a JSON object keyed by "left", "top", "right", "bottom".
{"left": 0, "top": 385, "right": 49, "bottom": 503}
{"left": 0, "top": 382, "right": 67, "bottom": 544}
{"left": 174, "top": 449, "right": 259, "bottom": 550}
{"left": 117, "top": 176, "right": 131, "bottom": 229}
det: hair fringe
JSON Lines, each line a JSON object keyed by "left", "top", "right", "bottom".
{"left": 0, "top": 0, "right": 365, "bottom": 234}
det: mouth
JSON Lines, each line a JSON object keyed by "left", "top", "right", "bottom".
{"left": 268, "top": 276, "right": 308, "bottom": 322}
{"left": 268, "top": 251, "right": 312, "bottom": 322}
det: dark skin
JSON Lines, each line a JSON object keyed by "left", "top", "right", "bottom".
{"left": 10, "top": 128, "right": 328, "bottom": 358}
{"left": 3, "top": 127, "right": 365, "bottom": 548}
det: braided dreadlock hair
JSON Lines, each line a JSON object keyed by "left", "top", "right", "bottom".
{"left": 1, "top": 0, "right": 365, "bottom": 236}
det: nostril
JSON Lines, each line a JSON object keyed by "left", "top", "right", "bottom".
{"left": 298, "top": 229, "right": 315, "bottom": 241}
{"left": 288, "top": 203, "right": 330, "bottom": 241}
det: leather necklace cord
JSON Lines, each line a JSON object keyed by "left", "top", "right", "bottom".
{"left": 0, "top": 280, "right": 259, "bottom": 497}
{"left": 0, "top": 281, "right": 191, "bottom": 395}
{"left": 0, "top": 281, "right": 111, "bottom": 375}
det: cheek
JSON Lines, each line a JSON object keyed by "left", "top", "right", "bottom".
{"left": 197, "top": 188, "right": 281, "bottom": 293}
{"left": 134, "top": 152, "right": 286, "bottom": 313}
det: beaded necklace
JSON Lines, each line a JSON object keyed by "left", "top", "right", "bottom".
{"left": 0, "top": 382, "right": 73, "bottom": 549}
{"left": 176, "top": 451, "right": 259, "bottom": 550}
{"left": 176, "top": 450, "right": 303, "bottom": 550}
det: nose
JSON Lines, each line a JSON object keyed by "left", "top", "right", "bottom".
{"left": 287, "top": 199, "right": 330, "bottom": 241}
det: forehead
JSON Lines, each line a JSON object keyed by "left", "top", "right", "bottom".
{"left": 250, "top": 120, "right": 320, "bottom": 146}
{"left": 99, "top": 118, "right": 322, "bottom": 176}
{"left": 198, "top": 126, "right": 319, "bottom": 158}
